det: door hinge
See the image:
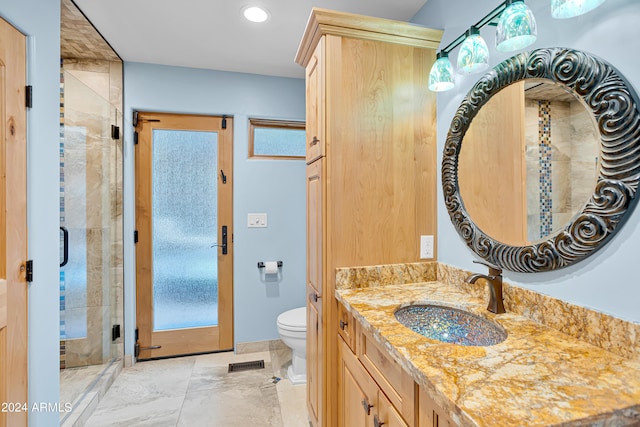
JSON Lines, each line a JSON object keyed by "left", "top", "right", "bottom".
{"left": 111, "top": 125, "right": 120, "bottom": 140}
{"left": 222, "top": 115, "right": 227, "bottom": 129}
{"left": 134, "top": 131, "right": 139, "bottom": 145}
{"left": 134, "top": 230, "right": 139, "bottom": 243}
{"left": 132, "top": 111, "right": 139, "bottom": 127}
{"left": 112, "top": 324, "right": 121, "bottom": 341}
{"left": 25, "top": 260, "right": 33, "bottom": 282}
{"left": 25, "top": 85, "right": 33, "bottom": 108}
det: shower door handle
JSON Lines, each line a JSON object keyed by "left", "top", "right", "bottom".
{"left": 60, "top": 226, "right": 69, "bottom": 267}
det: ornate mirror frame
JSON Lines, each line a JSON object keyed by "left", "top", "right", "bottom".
{"left": 442, "top": 47, "right": 640, "bottom": 273}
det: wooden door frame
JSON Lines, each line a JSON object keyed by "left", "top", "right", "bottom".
{"left": 0, "top": 16, "right": 28, "bottom": 427}
{"left": 134, "top": 112, "right": 233, "bottom": 359}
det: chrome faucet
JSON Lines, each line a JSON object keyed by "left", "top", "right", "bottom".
{"left": 465, "top": 260, "right": 506, "bottom": 314}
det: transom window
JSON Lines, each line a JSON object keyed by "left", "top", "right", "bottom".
{"left": 249, "top": 118, "right": 306, "bottom": 159}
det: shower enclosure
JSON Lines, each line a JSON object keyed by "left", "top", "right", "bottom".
{"left": 59, "top": 60, "right": 124, "bottom": 422}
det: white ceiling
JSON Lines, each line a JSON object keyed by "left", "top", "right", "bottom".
{"left": 73, "top": 0, "right": 430, "bottom": 79}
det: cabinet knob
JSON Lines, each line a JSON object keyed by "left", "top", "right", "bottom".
{"left": 339, "top": 319, "right": 348, "bottom": 330}
{"left": 361, "top": 398, "right": 373, "bottom": 415}
{"left": 310, "top": 136, "right": 320, "bottom": 147}
{"left": 310, "top": 292, "right": 322, "bottom": 303}
{"left": 373, "top": 415, "right": 385, "bottom": 427}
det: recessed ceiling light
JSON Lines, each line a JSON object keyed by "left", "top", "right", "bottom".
{"left": 243, "top": 6, "right": 270, "bottom": 23}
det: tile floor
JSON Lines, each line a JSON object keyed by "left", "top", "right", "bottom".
{"left": 84, "top": 345, "right": 309, "bottom": 426}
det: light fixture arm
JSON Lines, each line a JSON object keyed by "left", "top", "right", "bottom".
{"left": 439, "top": 1, "right": 512, "bottom": 55}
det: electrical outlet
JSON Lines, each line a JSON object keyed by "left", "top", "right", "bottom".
{"left": 247, "top": 213, "right": 268, "bottom": 228}
{"left": 420, "top": 235, "right": 434, "bottom": 259}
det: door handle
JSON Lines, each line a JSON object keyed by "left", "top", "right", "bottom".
{"left": 60, "top": 226, "right": 69, "bottom": 267}
{"left": 211, "top": 225, "right": 228, "bottom": 255}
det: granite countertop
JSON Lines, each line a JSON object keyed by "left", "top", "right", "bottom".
{"left": 336, "top": 281, "right": 640, "bottom": 427}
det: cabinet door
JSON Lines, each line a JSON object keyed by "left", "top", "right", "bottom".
{"left": 307, "top": 286, "right": 322, "bottom": 427}
{"left": 338, "top": 301, "right": 355, "bottom": 352}
{"left": 305, "top": 38, "right": 324, "bottom": 163}
{"left": 338, "top": 338, "right": 378, "bottom": 427}
{"left": 307, "top": 159, "right": 324, "bottom": 427}
{"left": 418, "top": 388, "right": 457, "bottom": 427}
{"left": 377, "top": 392, "right": 410, "bottom": 427}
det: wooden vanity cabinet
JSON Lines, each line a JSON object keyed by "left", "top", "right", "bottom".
{"left": 339, "top": 337, "right": 409, "bottom": 427}
{"left": 338, "top": 301, "right": 460, "bottom": 427}
{"left": 358, "top": 329, "right": 415, "bottom": 423}
{"left": 296, "top": 9, "right": 442, "bottom": 427}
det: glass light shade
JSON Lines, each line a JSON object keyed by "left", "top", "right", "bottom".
{"left": 551, "top": 0, "right": 607, "bottom": 19}
{"left": 457, "top": 28, "right": 490, "bottom": 74}
{"left": 496, "top": 1, "right": 537, "bottom": 51}
{"left": 428, "top": 53, "right": 455, "bottom": 92}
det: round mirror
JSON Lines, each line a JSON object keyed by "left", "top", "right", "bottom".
{"left": 458, "top": 79, "right": 600, "bottom": 247}
{"left": 443, "top": 48, "right": 640, "bottom": 273}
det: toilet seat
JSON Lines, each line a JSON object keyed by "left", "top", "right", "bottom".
{"left": 277, "top": 307, "right": 306, "bottom": 332}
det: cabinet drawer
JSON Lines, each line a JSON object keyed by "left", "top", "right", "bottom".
{"left": 338, "top": 302, "right": 356, "bottom": 353}
{"left": 358, "top": 330, "right": 415, "bottom": 424}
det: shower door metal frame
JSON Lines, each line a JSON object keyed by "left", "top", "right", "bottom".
{"left": 134, "top": 112, "right": 234, "bottom": 359}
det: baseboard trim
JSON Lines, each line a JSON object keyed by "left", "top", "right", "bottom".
{"left": 236, "top": 339, "right": 285, "bottom": 354}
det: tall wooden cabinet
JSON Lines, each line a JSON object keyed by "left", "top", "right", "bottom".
{"left": 296, "top": 9, "right": 442, "bottom": 427}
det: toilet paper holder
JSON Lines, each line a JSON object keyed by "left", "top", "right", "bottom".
{"left": 257, "top": 261, "right": 283, "bottom": 269}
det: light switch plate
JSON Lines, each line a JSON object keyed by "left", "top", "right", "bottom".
{"left": 247, "top": 213, "right": 267, "bottom": 228}
{"left": 420, "top": 235, "right": 434, "bottom": 259}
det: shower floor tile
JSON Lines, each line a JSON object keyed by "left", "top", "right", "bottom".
{"left": 60, "top": 364, "right": 109, "bottom": 408}
{"left": 84, "top": 347, "right": 308, "bottom": 427}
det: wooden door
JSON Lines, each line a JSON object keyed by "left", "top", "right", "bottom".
{"left": 0, "top": 17, "right": 28, "bottom": 427}
{"left": 306, "top": 159, "right": 323, "bottom": 426}
{"left": 135, "top": 112, "right": 233, "bottom": 359}
{"left": 458, "top": 81, "right": 527, "bottom": 245}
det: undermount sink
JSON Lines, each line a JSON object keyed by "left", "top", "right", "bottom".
{"left": 394, "top": 304, "right": 507, "bottom": 346}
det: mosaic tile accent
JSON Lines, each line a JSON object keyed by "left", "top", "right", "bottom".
{"left": 60, "top": 60, "right": 66, "bottom": 370}
{"left": 538, "top": 100, "right": 553, "bottom": 239}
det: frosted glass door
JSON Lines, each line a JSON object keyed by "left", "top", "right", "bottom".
{"left": 152, "top": 129, "right": 218, "bottom": 331}
{"left": 135, "top": 112, "right": 233, "bottom": 359}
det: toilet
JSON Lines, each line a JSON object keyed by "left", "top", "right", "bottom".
{"left": 277, "top": 307, "right": 307, "bottom": 385}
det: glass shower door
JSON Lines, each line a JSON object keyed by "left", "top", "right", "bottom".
{"left": 60, "top": 70, "right": 123, "bottom": 369}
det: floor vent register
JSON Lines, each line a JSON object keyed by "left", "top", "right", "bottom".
{"left": 228, "top": 359, "right": 265, "bottom": 373}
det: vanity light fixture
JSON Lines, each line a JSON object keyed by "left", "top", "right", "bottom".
{"left": 551, "top": 0, "right": 607, "bottom": 19}
{"left": 427, "top": 0, "right": 537, "bottom": 92}
{"left": 457, "top": 26, "right": 490, "bottom": 74}
{"left": 496, "top": 0, "right": 537, "bottom": 51}
{"left": 428, "top": 52, "right": 455, "bottom": 92}
{"left": 243, "top": 5, "right": 270, "bottom": 23}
